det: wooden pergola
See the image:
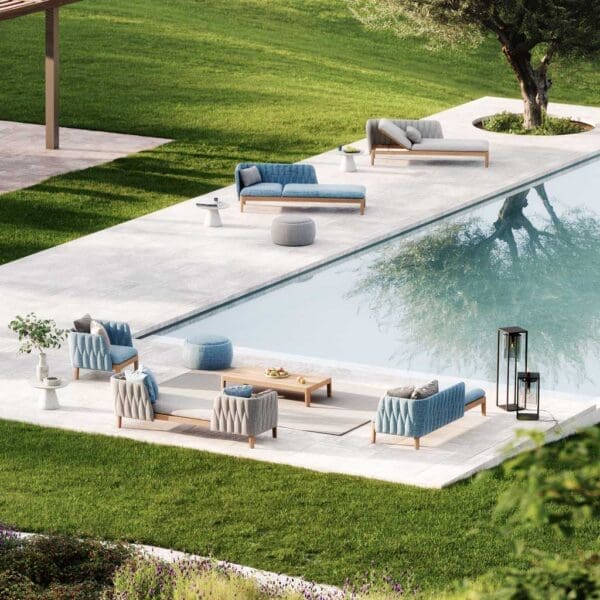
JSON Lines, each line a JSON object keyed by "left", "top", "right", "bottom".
{"left": 0, "top": 0, "right": 81, "bottom": 149}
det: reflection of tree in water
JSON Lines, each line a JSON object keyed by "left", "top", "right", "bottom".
{"left": 352, "top": 184, "right": 600, "bottom": 386}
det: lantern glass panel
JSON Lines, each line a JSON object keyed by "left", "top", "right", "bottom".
{"left": 517, "top": 371, "right": 540, "bottom": 420}
{"left": 496, "top": 327, "right": 528, "bottom": 411}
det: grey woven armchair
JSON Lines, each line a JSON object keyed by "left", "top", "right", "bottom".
{"left": 112, "top": 374, "right": 278, "bottom": 448}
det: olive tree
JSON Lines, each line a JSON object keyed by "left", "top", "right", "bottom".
{"left": 347, "top": 0, "right": 600, "bottom": 128}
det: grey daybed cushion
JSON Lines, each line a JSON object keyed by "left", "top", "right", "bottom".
{"left": 411, "top": 380, "right": 439, "bottom": 399}
{"left": 240, "top": 165, "right": 262, "bottom": 187}
{"left": 405, "top": 125, "right": 422, "bottom": 143}
{"left": 387, "top": 385, "right": 415, "bottom": 398}
{"left": 412, "top": 139, "right": 489, "bottom": 152}
{"left": 377, "top": 119, "right": 413, "bottom": 149}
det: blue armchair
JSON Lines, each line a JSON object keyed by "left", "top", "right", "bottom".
{"left": 371, "top": 382, "right": 486, "bottom": 449}
{"left": 69, "top": 320, "right": 138, "bottom": 380}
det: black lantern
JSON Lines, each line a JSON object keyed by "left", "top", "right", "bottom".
{"left": 517, "top": 372, "right": 540, "bottom": 420}
{"left": 496, "top": 326, "right": 528, "bottom": 411}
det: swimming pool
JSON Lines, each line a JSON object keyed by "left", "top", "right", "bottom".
{"left": 162, "top": 156, "right": 600, "bottom": 396}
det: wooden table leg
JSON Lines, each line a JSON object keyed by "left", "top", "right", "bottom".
{"left": 326, "top": 381, "right": 332, "bottom": 397}
{"left": 304, "top": 390, "right": 311, "bottom": 407}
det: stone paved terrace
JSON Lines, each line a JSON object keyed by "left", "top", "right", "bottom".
{"left": 0, "top": 120, "right": 170, "bottom": 194}
{"left": 0, "top": 96, "right": 599, "bottom": 487}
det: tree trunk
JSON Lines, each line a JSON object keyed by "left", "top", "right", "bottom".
{"left": 501, "top": 45, "right": 551, "bottom": 129}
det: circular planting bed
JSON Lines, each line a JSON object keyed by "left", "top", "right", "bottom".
{"left": 473, "top": 112, "right": 594, "bottom": 136}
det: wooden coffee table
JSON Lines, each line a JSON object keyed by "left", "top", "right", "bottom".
{"left": 221, "top": 368, "right": 332, "bottom": 407}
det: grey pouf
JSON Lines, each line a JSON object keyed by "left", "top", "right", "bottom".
{"left": 271, "top": 215, "right": 316, "bottom": 246}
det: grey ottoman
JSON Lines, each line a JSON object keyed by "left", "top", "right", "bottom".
{"left": 271, "top": 215, "right": 316, "bottom": 246}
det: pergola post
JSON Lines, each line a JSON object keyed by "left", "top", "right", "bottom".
{"left": 45, "top": 6, "right": 59, "bottom": 149}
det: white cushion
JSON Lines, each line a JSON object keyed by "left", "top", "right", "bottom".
{"left": 377, "top": 119, "right": 412, "bottom": 149}
{"left": 405, "top": 125, "right": 422, "bottom": 143}
{"left": 240, "top": 166, "right": 262, "bottom": 187}
{"left": 153, "top": 392, "right": 213, "bottom": 422}
{"left": 90, "top": 319, "right": 110, "bottom": 348}
{"left": 412, "top": 138, "right": 489, "bottom": 152}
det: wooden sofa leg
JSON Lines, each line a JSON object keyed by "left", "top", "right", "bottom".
{"left": 116, "top": 416, "right": 122, "bottom": 429}
{"left": 134, "top": 358, "right": 139, "bottom": 370}
{"left": 481, "top": 396, "right": 487, "bottom": 416}
{"left": 240, "top": 199, "right": 245, "bottom": 213}
{"left": 248, "top": 436, "right": 256, "bottom": 449}
{"left": 414, "top": 437, "right": 420, "bottom": 450}
{"left": 73, "top": 367, "right": 79, "bottom": 380}
{"left": 272, "top": 427, "right": 277, "bottom": 439}
{"left": 370, "top": 422, "right": 376, "bottom": 444}
{"left": 370, "top": 150, "right": 375, "bottom": 166}
{"left": 484, "top": 153, "right": 489, "bottom": 168}
{"left": 360, "top": 199, "right": 365, "bottom": 215}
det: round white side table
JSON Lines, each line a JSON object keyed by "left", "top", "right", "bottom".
{"left": 196, "top": 199, "right": 229, "bottom": 227}
{"left": 337, "top": 151, "right": 362, "bottom": 173}
{"left": 31, "top": 380, "right": 68, "bottom": 410}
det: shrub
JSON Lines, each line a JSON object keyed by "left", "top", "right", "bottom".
{"left": 442, "top": 552, "right": 600, "bottom": 599}
{"left": 0, "top": 529, "right": 131, "bottom": 599}
{"left": 480, "top": 112, "right": 586, "bottom": 135}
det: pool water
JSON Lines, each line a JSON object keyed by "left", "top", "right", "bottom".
{"left": 163, "top": 157, "right": 600, "bottom": 396}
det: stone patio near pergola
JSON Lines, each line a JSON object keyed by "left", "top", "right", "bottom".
{"left": 0, "top": 0, "right": 84, "bottom": 149}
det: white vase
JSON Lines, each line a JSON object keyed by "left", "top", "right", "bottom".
{"left": 37, "top": 352, "right": 49, "bottom": 382}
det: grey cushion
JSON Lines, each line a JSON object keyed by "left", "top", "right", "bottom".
{"left": 240, "top": 166, "right": 262, "bottom": 187}
{"left": 377, "top": 119, "right": 412, "bottom": 149}
{"left": 73, "top": 313, "right": 92, "bottom": 333}
{"left": 412, "top": 138, "right": 489, "bottom": 152}
{"left": 387, "top": 385, "right": 415, "bottom": 398}
{"left": 271, "top": 215, "right": 316, "bottom": 247}
{"left": 405, "top": 125, "right": 422, "bottom": 143}
{"left": 411, "top": 380, "right": 439, "bottom": 399}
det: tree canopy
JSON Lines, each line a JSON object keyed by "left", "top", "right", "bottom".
{"left": 348, "top": 0, "right": 600, "bottom": 127}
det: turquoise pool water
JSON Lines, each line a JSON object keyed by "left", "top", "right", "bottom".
{"left": 163, "top": 157, "right": 600, "bottom": 396}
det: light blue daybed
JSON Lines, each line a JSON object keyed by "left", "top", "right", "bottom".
{"left": 235, "top": 162, "right": 366, "bottom": 214}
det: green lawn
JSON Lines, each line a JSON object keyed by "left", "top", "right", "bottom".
{"left": 0, "top": 0, "right": 598, "bottom": 264}
{"left": 0, "top": 420, "right": 598, "bottom": 594}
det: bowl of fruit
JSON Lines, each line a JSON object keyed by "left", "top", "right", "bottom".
{"left": 265, "top": 367, "right": 290, "bottom": 379}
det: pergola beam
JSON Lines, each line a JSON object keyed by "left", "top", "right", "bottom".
{"left": 0, "top": 0, "right": 79, "bottom": 21}
{"left": 0, "top": 0, "right": 81, "bottom": 149}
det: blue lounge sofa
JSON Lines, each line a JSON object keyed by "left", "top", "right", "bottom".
{"left": 235, "top": 162, "right": 366, "bottom": 214}
{"left": 371, "top": 382, "right": 486, "bottom": 449}
{"left": 69, "top": 320, "right": 138, "bottom": 380}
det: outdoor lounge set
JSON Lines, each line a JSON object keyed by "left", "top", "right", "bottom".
{"left": 67, "top": 316, "right": 487, "bottom": 450}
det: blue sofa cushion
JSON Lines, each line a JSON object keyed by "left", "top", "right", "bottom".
{"left": 240, "top": 183, "right": 283, "bottom": 197}
{"left": 224, "top": 384, "right": 253, "bottom": 398}
{"left": 465, "top": 388, "right": 486, "bottom": 405}
{"left": 109, "top": 344, "right": 138, "bottom": 365}
{"left": 141, "top": 367, "right": 159, "bottom": 403}
{"left": 282, "top": 183, "right": 366, "bottom": 199}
